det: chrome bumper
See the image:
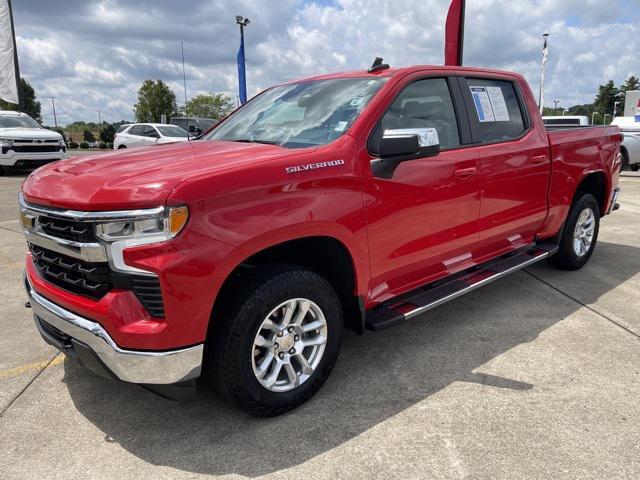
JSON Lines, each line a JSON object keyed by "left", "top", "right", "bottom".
{"left": 25, "top": 276, "right": 203, "bottom": 384}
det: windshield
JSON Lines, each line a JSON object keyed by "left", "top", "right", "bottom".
{"left": 156, "top": 125, "right": 189, "bottom": 137}
{"left": 0, "top": 115, "right": 41, "bottom": 129}
{"left": 206, "top": 77, "right": 387, "bottom": 148}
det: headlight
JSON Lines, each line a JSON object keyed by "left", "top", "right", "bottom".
{"left": 0, "top": 138, "right": 14, "bottom": 147}
{"left": 96, "top": 206, "right": 189, "bottom": 275}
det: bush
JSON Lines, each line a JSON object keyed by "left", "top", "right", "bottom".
{"left": 69, "top": 141, "right": 79, "bottom": 149}
{"left": 107, "top": 142, "right": 114, "bottom": 149}
{"left": 80, "top": 142, "right": 89, "bottom": 149}
{"left": 99, "top": 142, "right": 107, "bottom": 149}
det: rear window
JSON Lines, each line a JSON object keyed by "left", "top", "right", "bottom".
{"left": 464, "top": 78, "right": 526, "bottom": 143}
{"left": 116, "top": 125, "right": 130, "bottom": 133}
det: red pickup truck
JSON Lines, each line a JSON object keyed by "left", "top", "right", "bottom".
{"left": 20, "top": 65, "right": 621, "bottom": 416}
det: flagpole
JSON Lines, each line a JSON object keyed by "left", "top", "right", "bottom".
{"left": 538, "top": 33, "right": 549, "bottom": 115}
{"left": 7, "top": 0, "right": 21, "bottom": 106}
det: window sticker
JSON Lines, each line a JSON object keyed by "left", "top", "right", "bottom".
{"left": 469, "top": 86, "right": 510, "bottom": 122}
{"left": 486, "top": 86, "right": 510, "bottom": 121}
{"left": 334, "top": 121, "right": 348, "bottom": 132}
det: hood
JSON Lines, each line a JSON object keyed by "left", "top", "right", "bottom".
{"left": 0, "top": 127, "right": 62, "bottom": 140}
{"left": 22, "top": 140, "right": 300, "bottom": 210}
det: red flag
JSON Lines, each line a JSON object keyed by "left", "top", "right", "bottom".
{"left": 444, "top": 0, "right": 466, "bottom": 66}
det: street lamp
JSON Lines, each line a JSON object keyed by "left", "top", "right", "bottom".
{"left": 603, "top": 114, "right": 610, "bottom": 125}
{"left": 591, "top": 112, "right": 599, "bottom": 125}
{"left": 613, "top": 101, "right": 620, "bottom": 119}
{"left": 553, "top": 99, "right": 560, "bottom": 115}
{"left": 235, "top": 15, "right": 250, "bottom": 105}
{"left": 538, "top": 33, "right": 549, "bottom": 115}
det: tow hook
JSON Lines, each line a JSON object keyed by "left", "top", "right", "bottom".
{"left": 25, "top": 301, "right": 31, "bottom": 309}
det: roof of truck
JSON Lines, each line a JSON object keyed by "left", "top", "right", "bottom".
{"left": 286, "top": 65, "right": 524, "bottom": 84}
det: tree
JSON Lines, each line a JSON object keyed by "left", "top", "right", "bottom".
{"left": 593, "top": 81, "right": 620, "bottom": 123}
{"left": 133, "top": 80, "right": 177, "bottom": 123}
{"left": 619, "top": 76, "right": 640, "bottom": 95}
{"left": 0, "top": 78, "right": 42, "bottom": 123}
{"left": 83, "top": 129, "right": 95, "bottom": 142}
{"left": 183, "top": 93, "right": 235, "bottom": 120}
{"left": 99, "top": 123, "right": 116, "bottom": 143}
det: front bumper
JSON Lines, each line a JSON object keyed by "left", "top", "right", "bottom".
{"left": 1, "top": 149, "right": 65, "bottom": 167}
{"left": 25, "top": 275, "right": 203, "bottom": 385}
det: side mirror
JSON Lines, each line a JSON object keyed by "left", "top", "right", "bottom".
{"left": 372, "top": 128, "right": 440, "bottom": 179}
{"left": 379, "top": 128, "right": 440, "bottom": 160}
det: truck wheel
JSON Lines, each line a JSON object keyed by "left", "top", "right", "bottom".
{"left": 208, "top": 266, "right": 343, "bottom": 416}
{"left": 549, "top": 193, "right": 600, "bottom": 270}
{"left": 620, "top": 150, "right": 629, "bottom": 171}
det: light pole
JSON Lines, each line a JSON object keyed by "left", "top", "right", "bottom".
{"left": 562, "top": 108, "right": 567, "bottom": 116}
{"left": 235, "top": 15, "right": 250, "bottom": 105}
{"left": 613, "top": 101, "right": 620, "bottom": 119}
{"left": 49, "top": 97, "right": 58, "bottom": 129}
{"left": 538, "top": 33, "right": 549, "bottom": 115}
{"left": 603, "top": 114, "right": 610, "bottom": 125}
{"left": 97, "top": 110, "right": 102, "bottom": 125}
{"left": 553, "top": 99, "right": 560, "bottom": 115}
{"left": 591, "top": 112, "right": 599, "bottom": 125}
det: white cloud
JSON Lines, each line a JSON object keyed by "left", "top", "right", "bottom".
{"left": 11, "top": 0, "right": 640, "bottom": 124}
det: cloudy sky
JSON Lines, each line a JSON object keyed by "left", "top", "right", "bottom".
{"left": 12, "top": 0, "right": 640, "bottom": 125}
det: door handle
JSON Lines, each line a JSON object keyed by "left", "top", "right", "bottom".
{"left": 530, "top": 155, "right": 548, "bottom": 164}
{"left": 454, "top": 167, "right": 478, "bottom": 179}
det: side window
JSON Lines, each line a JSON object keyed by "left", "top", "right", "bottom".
{"left": 143, "top": 126, "right": 159, "bottom": 137}
{"left": 464, "top": 78, "right": 526, "bottom": 143}
{"left": 370, "top": 78, "right": 461, "bottom": 154}
{"left": 129, "top": 125, "right": 144, "bottom": 136}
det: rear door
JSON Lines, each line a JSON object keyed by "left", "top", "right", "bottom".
{"left": 363, "top": 75, "right": 482, "bottom": 303}
{"left": 458, "top": 76, "right": 550, "bottom": 257}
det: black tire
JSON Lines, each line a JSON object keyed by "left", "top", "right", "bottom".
{"left": 632, "top": 163, "right": 640, "bottom": 172}
{"left": 207, "top": 265, "right": 343, "bottom": 417}
{"left": 549, "top": 193, "right": 600, "bottom": 270}
{"left": 620, "top": 149, "right": 629, "bottom": 171}
{"left": 0, "top": 166, "right": 4, "bottom": 176}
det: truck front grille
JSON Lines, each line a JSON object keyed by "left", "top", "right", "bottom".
{"left": 3, "top": 145, "right": 60, "bottom": 153}
{"left": 30, "top": 244, "right": 165, "bottom": 317}
{"left": 38, "top": 216, "right": 96, "bottom": 243}
{"left": 31, "top": 244, "right": 112, "bottom": 299}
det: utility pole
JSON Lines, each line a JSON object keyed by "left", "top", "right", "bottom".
{"left": 181, "top": 41, "right": 190, "bottom": 134}
{"left": 49, "top": 97, "right": 58, "bottom": 129}
{"left": 538, "top": 33, "right": 549, "bottom": 115}
{"left": 97, "top": 110, "right": 102, "bottom": 125}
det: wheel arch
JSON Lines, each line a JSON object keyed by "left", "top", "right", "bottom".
{"left": 574, "top": 170, "right": 608, "bottom": 216}
{"left": 209, "top": 234, "right": 366, "bottom": 337}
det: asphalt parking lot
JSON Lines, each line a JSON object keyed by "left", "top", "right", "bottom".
{"left": 1, "top": 168, "right": 639, "bottom": 479}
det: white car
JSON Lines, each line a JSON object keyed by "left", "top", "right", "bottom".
{"left": 0, "top": 110, "right": 65, "bottom": 173}
{"left": 113, "top": 123, "right": 190, "bottom": 149}
{"left": 611, "top": 117, "right": 640, "bottom": 171}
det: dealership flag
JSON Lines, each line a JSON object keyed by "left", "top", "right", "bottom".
{"left": 444, "top": 0, "right": 466, "bottom": 66}
{"left": 539, "top": 35, "right": 549, "bottom": 114}
{"left": 0, "top": 0, "right": 19, "bottom": 104}
{"left": 237, "top": 28, "right": 247, "bottom": 104}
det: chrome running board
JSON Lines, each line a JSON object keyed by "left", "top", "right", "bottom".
{"left": 364, "top": 243, "right": 558, "bottom": 331}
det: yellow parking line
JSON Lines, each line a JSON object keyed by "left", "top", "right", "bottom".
{"left": 0, "top": 354, "right": 64, "bottom": 380}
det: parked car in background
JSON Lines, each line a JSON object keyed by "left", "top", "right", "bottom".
{"left": 542, "top": 116, "right": 590, "bottom": 127}
{"left": 611, "top": 116, "right": 640, "bottom": 171}
{"left": 113, "top": 123, "right": 190, "bottom": 149}
{"left": 170, "top": 117, "right": 216, "bottom": 136}
{"left": 0, "top": 110, "right": 65, "bottom": 174}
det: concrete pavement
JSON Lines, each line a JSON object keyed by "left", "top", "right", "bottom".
{"left": 1, "top": 172, "right": 638, "bottom": 479}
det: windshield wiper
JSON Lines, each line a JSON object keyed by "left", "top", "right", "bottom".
{"left": 229, "top": 138, "right": 280, "bottom": 145}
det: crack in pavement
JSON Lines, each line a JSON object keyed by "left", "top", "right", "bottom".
{"left": 524, "top": 269, "right": 640, "bottom": 340}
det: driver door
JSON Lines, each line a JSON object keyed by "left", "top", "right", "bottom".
{"left": 362, "top": 76, "right": 482, "bottom": 303}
